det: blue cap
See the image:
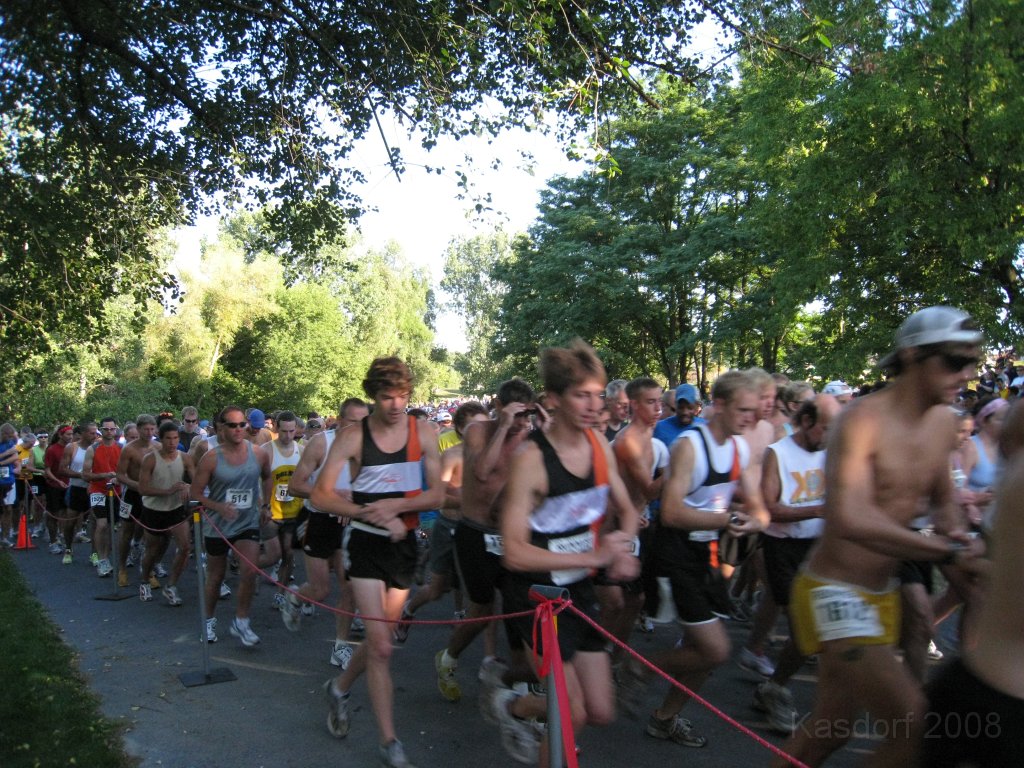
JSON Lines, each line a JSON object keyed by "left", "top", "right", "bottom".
{"left": 248, "top": 409, "right": 266, "bottom": 429}
{"left": 675, "top": 384, "right": 699, "bottom": 404}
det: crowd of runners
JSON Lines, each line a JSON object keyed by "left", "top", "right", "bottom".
{"left": 2, "top": 304, "right": 1022, "bottom": 768}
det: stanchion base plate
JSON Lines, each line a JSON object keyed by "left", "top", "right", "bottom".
{"left": 179, "top": 667, "right": 237, "bottom": 688}
{"left": 95, "top": 592, "right": 135, "bottom": 601}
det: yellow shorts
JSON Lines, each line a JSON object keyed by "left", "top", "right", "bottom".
{"left": 790, "top": 570, "right": 900, "bottom": 657}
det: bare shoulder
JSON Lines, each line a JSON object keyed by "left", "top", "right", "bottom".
{"left": 463, "top": 420, "right": 494, "bottom": 450}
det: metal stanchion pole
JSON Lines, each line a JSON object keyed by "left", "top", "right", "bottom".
{"left": 180, "top": 503, "right": 235, "bottom": 687}
{"left": 96, "top": 481, "right": 131, "bottom": 601}
{"left": 530, "top": 584, "right": 570, "bottom": 768}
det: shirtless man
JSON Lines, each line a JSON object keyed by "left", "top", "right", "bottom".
{"left": 602, "top": 377, "right": 665, "bottom": 658}
{"left": 115, "top": 414, "right": 157, "bottom": 587}
{"left": 284, "top": 399, "right": 367, "bottom": 667}
{"left": 312, "top": 357, "right": 443, "bottom": 768}
{"left": 502, "top": 340, "right": 641, "bottom": 768}
{"left": 776, "top": 306, "right": 985, "bottom": 767}
{"left": 431, "top": 379, "right": 540, "bottom": 706}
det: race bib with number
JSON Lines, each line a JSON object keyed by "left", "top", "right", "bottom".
{"left": 629, "top": 536, "right": 641, "bottom": 557}
{"left": 119, "top": 500, "right": 132, "bottom": 520}
{"left": 30, "top": 485, "right": 39, "bottom": 496}
{"left": 274, "top": 483, "right": 291, "bottom": 502}
{"left": 90, "top": 492, "right": 105, "bottom": 508}
{"left": 688, "top": 529, "right": 718, "bottom": 543}
{"left": 810, "top": 585, "right": 883, "bottom": 641}
{"left": 0, "top": 466, "right": 9, "bottom": 480}
{"left": 548, "top": 531, "right": 594, "bottom": 586}
{"left": 227, "top": 489, "right": 253, "bottom": 509}
{"left": 484, "top": 533, "right": 504, "bottom": 556}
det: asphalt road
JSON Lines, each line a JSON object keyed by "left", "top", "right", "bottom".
{"left": 9, "top": 536, "right": 877, "bottom": 768}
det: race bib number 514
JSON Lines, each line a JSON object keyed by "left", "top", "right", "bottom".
{"left": 227, "top": 489, "right": 253, "bottom": 509}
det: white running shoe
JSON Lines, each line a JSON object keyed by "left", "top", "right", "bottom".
{"left": 330, "top": 641, "right": 353, "bottom": 669}
{"left": 229, "top": 617, "right": 260, "bottom": 647}
{"left": 139, "top": 584, "right": 153, "bottom": 602}
{"left": 203, "top": 617, "right": 218, "bottom": 643}
{"left": 737, "top": 647, "right": 775, "bottom": 677}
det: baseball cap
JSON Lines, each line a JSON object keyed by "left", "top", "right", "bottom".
{"left": 878, "top": 306, "right": 983, "bottom": 369}
{"left": 248, "top": 409, "right": 267, "bottom": 429}
{"left": 435, "top": 410, "right": 452, "bottom": 423}
{"left": 822, "top": 380, "right": 853, "bottom": 396}
{"left": 675, "top": 384, "right": 699, "bottom": 404}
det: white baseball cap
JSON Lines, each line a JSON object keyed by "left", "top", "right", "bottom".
{"left": 878, "top": 306, "right": 983, "bottom": 369}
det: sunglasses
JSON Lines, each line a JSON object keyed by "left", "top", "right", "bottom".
{"left": 223, "top": 421, "right": 248, "bottom": 429}
{"left": 938, "top": 352, "right": 979, "bottom": 372}
{"left": 183, "top": 418, "right": 198, "bottom": 423}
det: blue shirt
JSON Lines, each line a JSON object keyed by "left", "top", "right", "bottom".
{"left": 653, "top": 415, "right": 707, "bottom": 449}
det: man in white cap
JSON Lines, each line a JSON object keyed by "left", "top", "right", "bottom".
{"left": 821, "top": 381, "right": 854, "bottom": 406}
{"left": 776, "top": 306, "right": 987, "bottom": 767}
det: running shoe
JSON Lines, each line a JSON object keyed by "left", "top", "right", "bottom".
{"left": 89, "top": 552, "right": 100, "bottom": 566}
{"left": 324, "top": 679, "right": 350, "bottom": 738}
{"left": 379, "top": 738, "right": 417, "bottom": 768}
{"left": 737, "top": 647, "right": 775, "bottom": 677}
{"left": 301, "top": 602, "right": 315, "bottom": 617}
{"left": 393, "top": 602, "right": 414, "bottom": 643}
{"left": 928, "top": 640, "right": 944, "bottom": 661}
{"left": 125, "top": 550, "right": 136, "bottom": 568}
{"left": 75, "top": 530, "right": 91, "bottom": 543}
{"left": 62, "top": 550, "right": 73, "bottom": 565}
{"left": 154, "top": 563, "right": 168, "bottom": 578}
{"left": 203, "top": 617, "right": 218, "bottom": 643}
{"left": 97, "top": 559, "right": 114, "bottom": 577}
{"left": 494, "top": 689, "right": 543, "bottom": 765}
{"left": 281, "top": 592, "right": 302, "bottom": 632}
{"left": 219, "top": 582, "right": 232, "bottom": 598}
{"left": 49, "top": 542, "right": 64, "bottom": 555}
{"left": 639, "top": 613, "right": 656, "bottom": 633}
{"left": 139, "top": 584, "right": 153, "bottom": 602}
{"left": 272, "top": 593, "right": 286, "bottom": 610}
{"left": 350, "top": 615, "right": 366, "bottom": 636}
{"left": 645, "top": 713, "right": 707, "bottom": 748}
{"left": 330, "top": 641, "right": 353, "bottom": 669}
{"left": 753, "top": 681, "right": 797, "bottom": 735}
{"left": 163, "top": 585, "right": 183, "bottom": 606}
{"left": 435, "top": 650, "right": 461, "bottom": 702}
{"left": 117, "top": 570, "right": 130, "bottom": 588}
{"left": 230, "top": 617, "right": 261, "bottom": 647}
{"left": 478, "top": 657, "right": 509, "bottom": 725}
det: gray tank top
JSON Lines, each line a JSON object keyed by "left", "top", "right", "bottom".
{"left": 206, "top": 442, "right": 261, "bottom": 537}
{"left": 143, "top": 452, "right": 185, "bottom": 512}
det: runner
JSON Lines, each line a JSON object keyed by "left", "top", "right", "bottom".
{"left": 624, "top": 370, "right": 769, "bottom": 749}
{"left": 0, "top": 423, "right": 18, "bottom": 546}
{"left": 138, "top": 420, "right": 195, "bottom": 605}
{"left": 284, "top": 398, "right": 366, "bottom": 667}
{"left": 604, "top": 379, "right": 630, "bottom": 442}
{"left": 190, "top": 405, "right": 273, "bottom": 646}
{"left": 43, "top": 426, "right": 73, "bottom": 554}
{"left": 114, "top": 414, "right": 158, "bottom": 587}
{"left": 58, "top": 423, "right": 96, "bottom": 564}
{"left": 776, "top": 306, "right": 986, "bottom": 767}
{"left": 81, "top": 417, "right": 122, "bottom": 577}
{"left": 311, "top": 357, "right": 443, "bottom": 768}
{"left": 501, "top": 340, "right": 641, "bottom": 767}
{"left": 260, "top": 410, "right": 303, "bottom": 610}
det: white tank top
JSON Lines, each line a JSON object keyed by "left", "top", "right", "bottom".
{"left": 764, "top": 435, "right": 826, "bottom": 539}
{"left": 306, "top": 430, "right": 352, "bottom": 514}
{"left": 69, "top": 445, "right": 88, "bottom": 487}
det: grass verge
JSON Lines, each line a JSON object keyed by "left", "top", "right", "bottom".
{"left": 0, "top": 552, "right": 136, "bottom": 768}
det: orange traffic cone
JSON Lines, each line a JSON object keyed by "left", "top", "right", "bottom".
{"left": 13, "top": 511, "right": 36, "bottom": 550}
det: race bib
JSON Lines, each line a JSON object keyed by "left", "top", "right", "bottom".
{"left": 90, "top": 492, "right": 105, "bottom": 508}
{"left": 688, "top": 530, "right": 718, "bottom": 543}
{"left": 548, "top": 531, "right": 593, "bottom": 586}
{"left": 274, "top": 483, "right": 291, "bottom": 502}
{"left": 629, "top": 536, "right": 641, "bottom": 557}
{"left": 484, "top": 533, "right": 504, "bottom": 556}
{"left": 0, "top": 466, "right": 9, "bottom": 480}
{"left": 30, "top": 485, "right": 39, "bottom": 496}
{"left": 227, "top": 488, "right": 253, "bottom": 509}
{"left": 119, "top": 500, "right": 132, "bottom": 520}
{"left": 810, "top": 585, "right": 883, "bottom": 641}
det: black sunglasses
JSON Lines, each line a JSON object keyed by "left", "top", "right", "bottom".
{"left": 938, "top": 352, "right": 979, "bottom": 372}
{"left": 223, "top": 421, "right": 248, "bottom": 429}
